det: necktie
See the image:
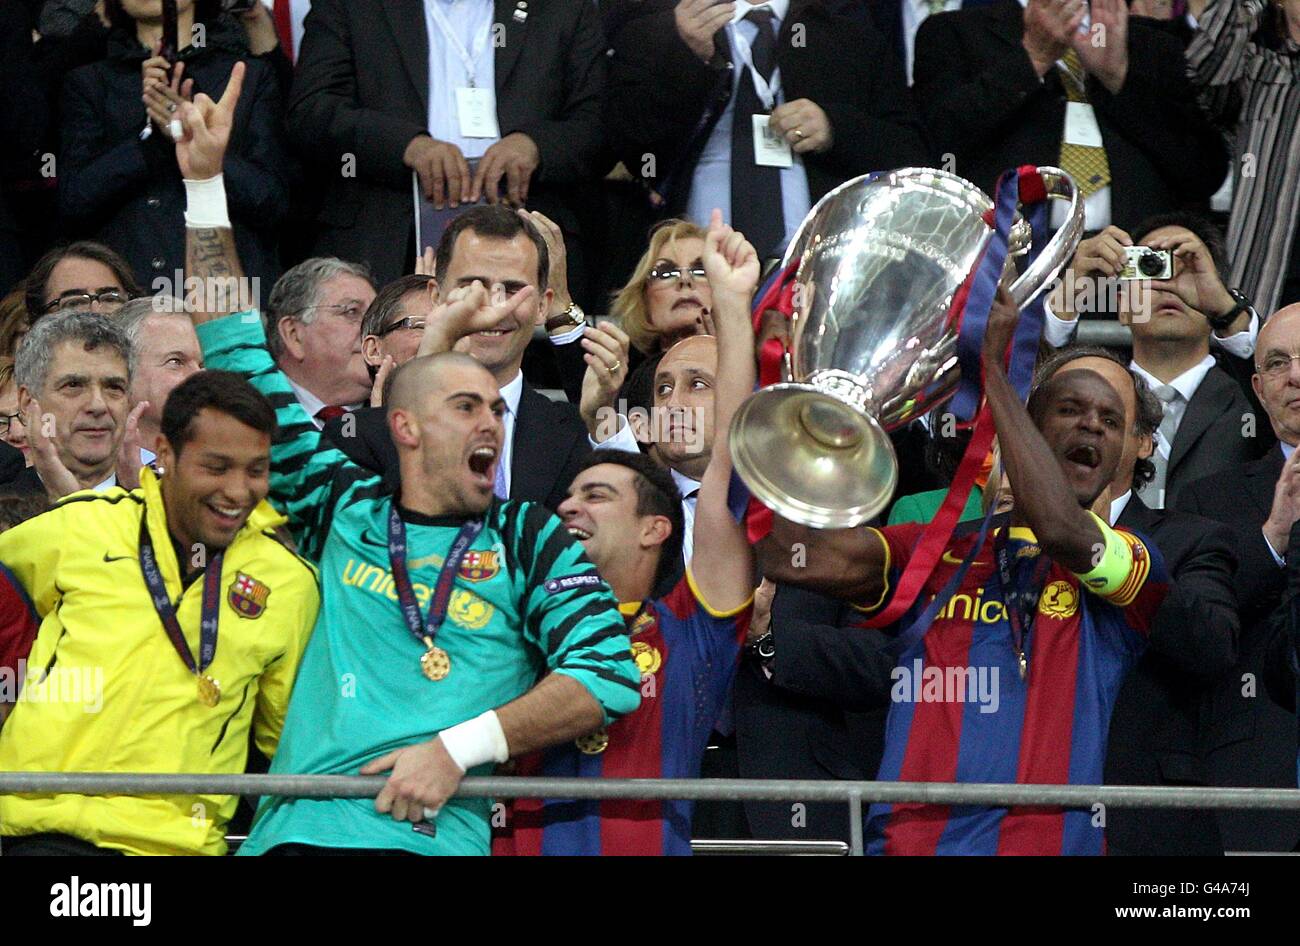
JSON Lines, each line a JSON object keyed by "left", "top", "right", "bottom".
{"left": 316, "top": 405, "right": 348, "bottom": 423}
{"left": 494, "top": 404, "right": 512, "bottom": 500}
{"left": 1057, "top": 48, "right": 1111, "bottom": 199}
{"left": 730, "top": 7, "right": 785, "bottom": 262}
{"left": 272, "top": 0, "right": 295, "bottom": 61}
{"left": 1137, "top": 384, "right": 1181, "bottom": 510}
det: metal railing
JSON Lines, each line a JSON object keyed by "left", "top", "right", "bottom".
{"left": 6, "top": 772, "right": 1300, "bottom": 855}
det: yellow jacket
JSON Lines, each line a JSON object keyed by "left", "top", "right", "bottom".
{"left": 0, "top": 467, "right": 319, "bottom": 855}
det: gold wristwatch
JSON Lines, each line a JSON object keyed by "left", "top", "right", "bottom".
{"left": 545, "top": 301, "right": 586, "bottom": 333}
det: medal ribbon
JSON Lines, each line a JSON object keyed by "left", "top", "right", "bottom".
{"left": 138, "top": 515, "right": 223, "bottom": 676}
{"left": 426, "top": 0, "right": 492, "bottom": 87}
{"left": 388, "top": 505, "right": 484, "bottom": 649}
{"left": 992, "top": 525, "right": 1053, "bottom": 673}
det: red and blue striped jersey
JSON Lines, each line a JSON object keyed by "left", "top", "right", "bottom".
{"left": 861, "top": 522, "right": 1168, "bottom": 856}
{"left": 495, "top": 574, "right": 750, "bottom": 856}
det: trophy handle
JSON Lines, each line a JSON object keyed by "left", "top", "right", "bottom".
{"left": 1005, "top": 166, "right": 1084, "bottom": 308}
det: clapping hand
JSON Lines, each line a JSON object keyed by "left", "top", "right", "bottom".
{"left": 141, "top": 42, "right": 193, "bottom": 139}
{"left": 25, "top": 398, "right": 80, "bottom": 501}
{"left": 1072, "top": 0, "right": 1129, "bottom": 93}
{"left": 579, "top": 321, "right": 632, "bottom": 442}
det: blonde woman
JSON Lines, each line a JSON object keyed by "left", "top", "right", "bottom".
{"left": 610, "top": 220, "right": 715, "bottom": 356}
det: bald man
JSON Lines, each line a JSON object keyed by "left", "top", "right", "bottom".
{"left": 589, "top": 334, "right": 723, "bottom": 569}
{"left": 197, "top": 301, "right": 642, "bottom": 855}
{"left": 1176, "top": 302, "right": 1300, "bottom": 852}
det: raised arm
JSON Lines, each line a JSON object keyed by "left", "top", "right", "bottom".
{"left": 178, "top": 61, "right": 248, "bottom": 323}
{"left": 689, "top": 209, "right": 758, "bottom": 613}
{"left": 981, "top": 287, "right": 1102, "bottom": 572}
{"left": 178, "top": 62, "right": 367, "bottom": 560}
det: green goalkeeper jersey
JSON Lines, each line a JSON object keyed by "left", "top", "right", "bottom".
{"left": 198, "top": 313, "right": 641, "bottom": 855}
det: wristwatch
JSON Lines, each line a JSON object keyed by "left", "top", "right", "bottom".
{"left": 747, "top": 631, "right": 775, "bottom": 663}
{"left": 544, "top": 301, "right": 586, "bottom": 334}
{"left": 1208, "top": 288, "right": 1252, "bottom": 333}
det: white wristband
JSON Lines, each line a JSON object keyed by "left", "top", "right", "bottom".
{"left": 183, "top": 174, "right": 231, "bottom": 229}
{"left": 438, "top": 710, "right": 509, "bottom": 773}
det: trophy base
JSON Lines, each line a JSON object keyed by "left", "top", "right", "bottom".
{"left": 730, "top": 382, "right": 898, "bottom": 529}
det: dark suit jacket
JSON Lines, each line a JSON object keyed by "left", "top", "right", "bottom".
{"left": 864, "top": 0, "right": 1000, "bottom": 77}
{"left": 287, "top": 0, "right": 607, "bottom": 286}
{"left": 322, "top": 385, "right": 591, "bottom": 513}
{"left": 0, "top": 442, "right": 26, "bottom": 490}
{"left": 732, "top": 584, "right": 888, "bottom": 842}
{"left": 1164, "top": 364, "right": 1271, "bottom": 510}
{"left": 59, "top": 27, "right": 291, "bottom": 289}
{"left": 606, "top": 0, "right": 929, "bottom": 220}
{"left": 912, "top": 0, "right": 1227, "bottom": 225}
{"left": 2, "top": 464, "right": 41, "bottom": 495}
{"left": 1176, "top": 445, "right": 1300, "bottom": 851}
{"left": 1104, "top": 495, "right": 1238, "bottom": 855}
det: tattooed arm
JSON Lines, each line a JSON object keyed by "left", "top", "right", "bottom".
{"left": 176, "top": 62, "right": 248, "bottom": 323}
{"left": 185, "top": 223, "right": 246, "bottom": 323}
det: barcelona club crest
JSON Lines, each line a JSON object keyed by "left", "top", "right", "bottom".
{"left": 458, "top": 549, "right": 500, "bottom": 582}
{"left": 228, "top": 572, "right": 271, "bottom": 619}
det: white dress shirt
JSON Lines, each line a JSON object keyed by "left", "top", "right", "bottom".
{"left": 1108, "top": 488, "right": 1132, "bottom": 526}
{"left": 686, "top": 0, "right": 811, "bottom": 258}
{"left": 423, "top": 0, "right": 499, "bottom": 159}
{"left": 1042, "top": 303, "right": 1259, "bottom": 361}
{"left": 670, "top": 468, "right": 702, "bottom": 567}
{"left": 1130, "top": 354, "right": 1216, "bottom": 465}
{"left": 497, "top": 369, "right": 524, "bottom": 498}
{"left": 285, "top": 375, "right": 329, "bottom": 430}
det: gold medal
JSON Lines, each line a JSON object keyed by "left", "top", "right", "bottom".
{"left": 575, "top": 728, "right": 609, "bottom": 755}
{"left": 197, "top": 674, "right": 221, "bottom": 707}
{"left": 421, "top": 645, "right": 451, "bottom": 681}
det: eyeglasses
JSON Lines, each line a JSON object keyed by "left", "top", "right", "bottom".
{"left": 647, "top": 264, "right": 707, "bottom": 283}
{"left": 42, "top": 290, "right": 129, "bottom": 314}
{"left": 301, "top": 302, "right": 368, "bottom": 324}
{"left": 376, "top": 317, "right": 426, "bottom": 338}
{"left": 1257, "top": 353, "right": 1300, "bottom": 379}
{"left": 0, "top": 411, "right": 24, "bottom": 436}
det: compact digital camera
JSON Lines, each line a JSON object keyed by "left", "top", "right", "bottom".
{"left": 1119, "top": 246, "right": 1173, "bottom": 281}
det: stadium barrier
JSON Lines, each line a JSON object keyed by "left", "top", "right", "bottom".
{"left": 6, "top": 773, "right": 1300, "bottom": 856}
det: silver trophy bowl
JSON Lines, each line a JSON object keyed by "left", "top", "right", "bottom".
{"left": 730, "top": 166, "right": 1083, "bottom": 528}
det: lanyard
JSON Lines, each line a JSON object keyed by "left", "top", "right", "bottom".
{"left": 992, "top": 526, "right": 1051, "bottom": 680}
{"left": 427, "top": 0, "right": 492, "bottom": 88}
{"left": 729, "top": 24, "right": 781, "bottom": 111}
{"left": 138, "top": 516, "right": 223, "bottom": 677}
{"left": 388, "top": 505, "right": 484, "bottom": 649}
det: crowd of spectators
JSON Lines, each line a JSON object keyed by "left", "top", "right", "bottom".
{"left": 1, "top": 0, "right": 1300, "bottom": 856}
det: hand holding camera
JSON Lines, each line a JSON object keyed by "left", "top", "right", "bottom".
{"left": 1049, "top": 225, "right": 1131, "bottom": 322}
{"left": 1141, "top": 229, "right": 1235, "bottom": 324}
